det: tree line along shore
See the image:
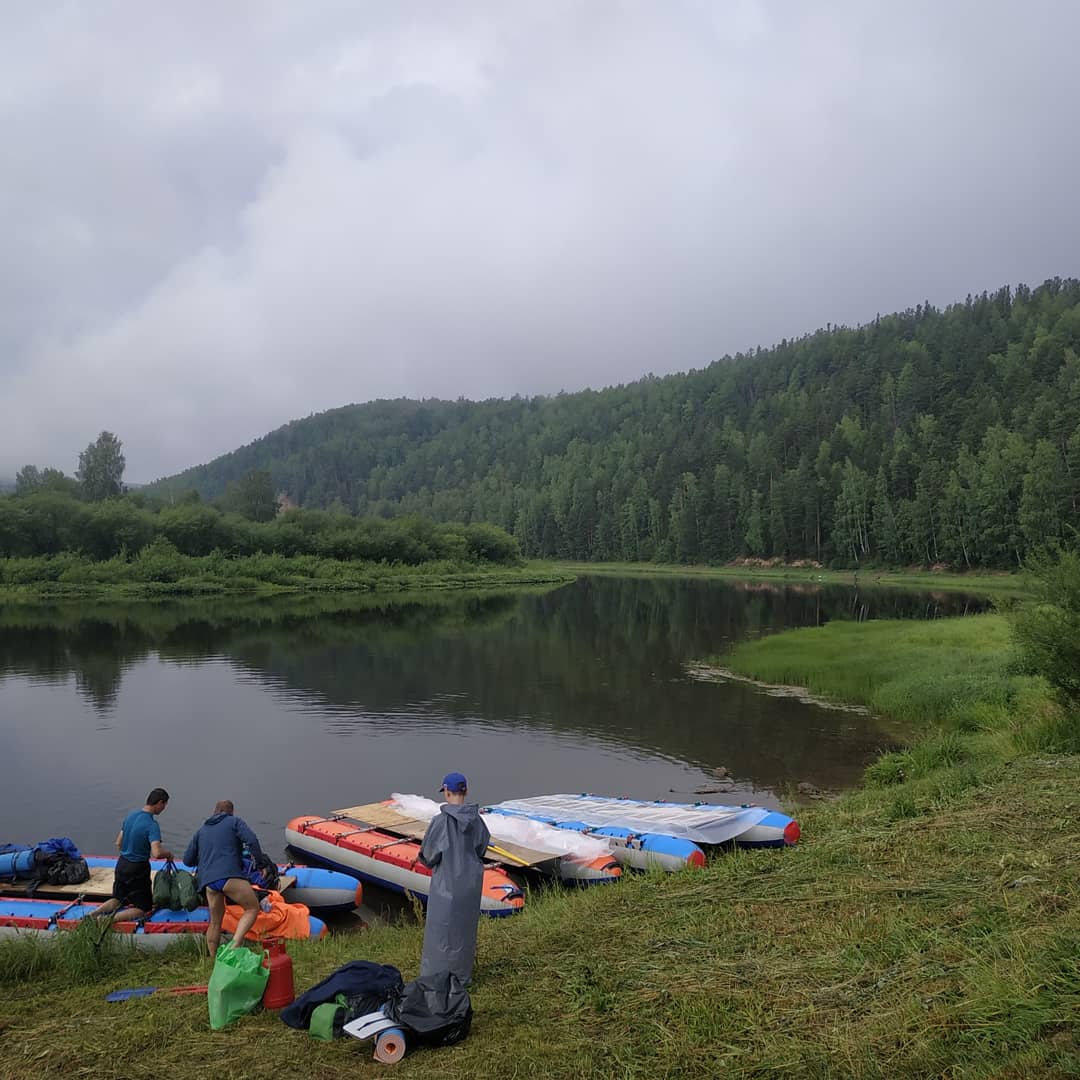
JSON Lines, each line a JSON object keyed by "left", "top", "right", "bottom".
{"left": 141, "top": 278, "right": 1080, "bottom": 573}
{"left": 0, "top": 486, "right": 568, "bottom": 599}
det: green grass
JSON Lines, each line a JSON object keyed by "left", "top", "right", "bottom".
{"left": 4, "top": 611, "right": 1080, "bottom": 1078}
{"left": 722, "top": 614, "right": 1014, "bottom": 729}
{"left": 0, "top": 557, "right": 572, "bottom": 602}
{"left": 720, "top": 613, "right": 1080, "bottom": 759}
{"left": 557, "top": 561, "right": 1028, "bottom": 596}
{"left": 2, "top": 755, "right": 1079, "bottom": 1078}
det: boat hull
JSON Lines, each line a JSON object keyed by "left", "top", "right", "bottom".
{"left": 0, "top": 896, "right": 326, "bottom": 950}
{"left": 285, "top": 817, "right": 524, "bottom": 917}
{"left": 488, "top": 794, "right": 801, "bottom": 851}
{"left": 482, "top": 807, "right": 706, "bottom": 872}
{"left": 77, "top": 856, "right": 363, "bottom": 914}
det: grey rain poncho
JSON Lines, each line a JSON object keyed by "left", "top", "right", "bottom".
{"left": 418, "top": 802, "right": 491, "bottom": 986}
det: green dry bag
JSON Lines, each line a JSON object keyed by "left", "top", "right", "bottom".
{"left": 152, "top": 862, "right": 175, "bottom": 908}
{"left": 173, "top": 867, "right": 200, "bottom": 911}
{"left": 208, "top": 944, "right": 269, "bottom": 1030}
{"left": 151, "top": 861, "right": 201, "bottom": 911}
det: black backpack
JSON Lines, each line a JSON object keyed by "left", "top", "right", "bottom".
{"left": 35, "top": 848, "right": 90, "bottom": 886}
{"left": 385, "top": 972, "right": 473, "bottom": 1048}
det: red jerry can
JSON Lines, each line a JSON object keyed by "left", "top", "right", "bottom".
{"left": 262, "top": 938, "right": 295, "bottom": 1009}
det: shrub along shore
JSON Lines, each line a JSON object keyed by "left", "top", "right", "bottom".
{"left": 0, "top": 552, "right": 572, "bottom": 601}
{"left": 0, "top": 493, "right": 568, "bottom": 599}
{"left": 2, "top": 607, "right": 1078, "bottom": 1076}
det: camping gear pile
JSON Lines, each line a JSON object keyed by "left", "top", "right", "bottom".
{"left": 280, "top": 960, "right": 472, "bottom": 1064}
{"left": 0, "top": 838, "right": 90, "bottom": 891}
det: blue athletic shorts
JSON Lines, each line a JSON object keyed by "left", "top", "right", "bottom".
{"left": 206, "top": 877, "right": 230, "bottom": 892}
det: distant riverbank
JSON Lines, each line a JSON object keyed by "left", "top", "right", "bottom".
{"left": 0, "top": 553, "right": 573, "bottom": 602}
{"left": 557, "top": 559, "right": 1027, "bottom": 596}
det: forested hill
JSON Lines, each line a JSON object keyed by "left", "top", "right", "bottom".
{"left": 149, "top": 278, "right": 1080, "bottom": 569}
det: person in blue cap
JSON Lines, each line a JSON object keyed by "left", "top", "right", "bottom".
{"left": 417, "top": 771, "right": 491, "bottom": 985}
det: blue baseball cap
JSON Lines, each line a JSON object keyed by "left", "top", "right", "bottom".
{"left": 439, "top": 771, "right": 468, "bottom": 794}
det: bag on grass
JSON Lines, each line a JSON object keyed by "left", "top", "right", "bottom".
{"left": 308, "top": 994, "right": 349, "bottom": 1041}
{"left": 208, "top": 944, "right": 270, "bottom": 1030}
{"left": 385, "top": 971, "right": 472, "bottom": 1047}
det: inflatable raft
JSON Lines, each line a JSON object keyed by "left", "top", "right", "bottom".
{"left": 482, "top": 805, "right": 706, "bottom": 872}
{"left": 285, "top": 816, "right": 525, "bottom": 917}
{"left": 80, "top": 856, "right": 364, "bottom": 915}
{"left": 488, "top": 794, "right": 801, "bottom": 853}
{"left": 0, "top": 896, "right": 327, "bottom": 951}
{"left": 383, "top": 796, "right": 623, "bottom": 886}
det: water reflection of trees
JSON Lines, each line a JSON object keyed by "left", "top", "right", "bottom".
{"left": 0, "top": 577, "right": 988, "bottom": 783}
{"left": 0, "top": 590, "right": 529, "bottom": 713}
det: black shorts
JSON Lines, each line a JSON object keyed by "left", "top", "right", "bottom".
{"left": 112, "top": 856, "right": 153, "bottom": 912}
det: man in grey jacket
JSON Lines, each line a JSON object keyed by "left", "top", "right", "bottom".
{"left": 417, "top": 772, "right": 491, "bottom": 985}
{"left": 183, "top": 799, "right": 264, "bottom": 954}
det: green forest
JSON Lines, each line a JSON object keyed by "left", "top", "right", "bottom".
{"left": 143, "top": 278, "right": 1080, "bottom": 570}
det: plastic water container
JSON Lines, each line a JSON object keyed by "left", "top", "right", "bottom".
{"left": 261, "top": 938, "right": 295, "bottom": 1009}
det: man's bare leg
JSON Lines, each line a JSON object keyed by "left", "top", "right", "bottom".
{"left": 222, "top": 878, "right": 260, "bottom": 947}
{"left": 206, "top": 888, "right": 226, "bottom": 955}
{"left": 109, "top": 905, "right": 146, "bottom": 923}
{"left": 93, "top": 898, "right": 119, "bottom": 918}
{"left": 92, "top": 898, "right": 145, "bottom": 923}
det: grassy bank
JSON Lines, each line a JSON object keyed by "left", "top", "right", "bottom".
{"left": 558, "top": 560, "right": 1027, "bottom": 597}
{"left": 3, "top": 759, "right": 1079, "bottom": 1078}
{"left": 0, "top": 555, "right": 572, "bottom": 601}
{"left": 3, "top": 614, "right": 1079, "bottom": 1078}
{"left": 719, "top": 614, "right": 1080, "bottom": 761}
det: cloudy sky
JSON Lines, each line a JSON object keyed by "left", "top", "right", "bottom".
{"left": 2, "top": 1, "right": 1078, "bottom": 481}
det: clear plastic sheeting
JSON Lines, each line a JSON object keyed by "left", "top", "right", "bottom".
{"left": 489, "top": 795, "right": 771, "bottom": 845}
{"left": 390, "top": 794, "right": 610, "bottom": 861}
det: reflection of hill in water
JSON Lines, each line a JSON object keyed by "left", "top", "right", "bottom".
{"left": 0, "top": 578, "right": 990, "bottom": 792}
{"left": 0, "top": 590, "right": 526, "bottom": 713}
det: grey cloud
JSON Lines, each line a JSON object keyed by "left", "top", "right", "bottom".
{"left": 1, "top": 1, "right": 1078, "bottom": 480}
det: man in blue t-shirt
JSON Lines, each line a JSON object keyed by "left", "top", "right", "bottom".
{"left": 95, "top": 788, "right": 173, "bottom": 923}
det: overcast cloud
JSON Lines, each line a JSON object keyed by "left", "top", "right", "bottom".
{"left": 2, "top": 1, "right": 1078, "bottom": 481}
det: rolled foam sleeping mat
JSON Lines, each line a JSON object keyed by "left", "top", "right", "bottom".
{"left": 0, "top": 849, "right": 37, "bottom": 880}
{"left": 374, "top": 1027, "right": 406, "bottom": 1064}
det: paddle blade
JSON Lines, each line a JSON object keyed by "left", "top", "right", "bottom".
{"left": 105, "top": 984, "right": 207, "bottom": 1002}
{"left": 106, "top": 987, "right": 156, "bottom": 1002}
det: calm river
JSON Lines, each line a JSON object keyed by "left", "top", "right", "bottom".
{"left": 0, "top": 576, "right": 988, "bottom": 862}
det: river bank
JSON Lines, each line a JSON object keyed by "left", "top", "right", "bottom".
{"left": 0, "top": 555, "right": 573, "bottom": 602}
{"left": 2, "top": 613, "right": 1078, "bottom": 1077}
{"left": 556, "top": 560, "right": 1027, "bottom": 596}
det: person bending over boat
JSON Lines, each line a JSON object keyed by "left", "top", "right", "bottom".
{"left": 418, "top": 771, "right": 491, "bottom": 985}
{"left": 184, "top": 799, "right": 266, "bottom": 954}
{"left": 95, "top": 787, "right": 174, "bottom": 924}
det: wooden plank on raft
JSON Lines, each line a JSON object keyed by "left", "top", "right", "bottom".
{"left": 0, "top": 865, "right": 117, "bottom": 898}
{"left": 333, "top": 801, "right": 558, "bottom": 870}
{"left": 1, "top": 868, "right": 296, "bottom": 901}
